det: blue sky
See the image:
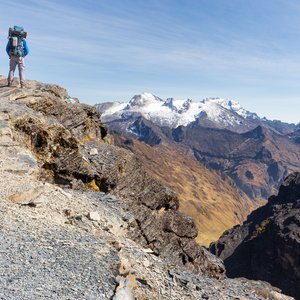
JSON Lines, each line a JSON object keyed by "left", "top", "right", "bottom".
{"left": 0, "top": 0, "right": 299, "bottom": 123}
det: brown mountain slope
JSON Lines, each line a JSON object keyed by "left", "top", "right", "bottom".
{"left": 114, "top": 135, "right": 257, "bottom": 246}
{"left": 169, "top": 124, "right": 300, "bottom": 200}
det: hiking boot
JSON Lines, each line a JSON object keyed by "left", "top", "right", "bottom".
{"left": 7, "top": 82, "right": 12, "bottom": 87}
{"left": 21, "top": 83, "right": 26, "bottom": 89}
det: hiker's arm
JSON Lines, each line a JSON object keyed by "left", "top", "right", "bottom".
{"left": 6, "top": 41, "right": 11, "bottom": 57}
{"left": 23, "top": 40, "right": 29, "bottom": 56}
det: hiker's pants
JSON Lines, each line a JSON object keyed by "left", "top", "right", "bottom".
{"left": 8, "top": 56, "right": 25, "bottom": 85}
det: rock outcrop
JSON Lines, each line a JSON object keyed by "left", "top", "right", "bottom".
{"left": 210, "top": 173, "right": 300, "bottom": 299}
{"left": 0, "top": 76, "right": 294, "bottom": 299}
{"left": 0, "top": 77, "right": 225, "bottom": 278}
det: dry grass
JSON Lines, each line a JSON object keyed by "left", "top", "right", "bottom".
{"left": 117, "top": 137, "right": 258, "bottom": 246}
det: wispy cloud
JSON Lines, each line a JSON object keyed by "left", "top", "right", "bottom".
{"left": 2, "top": 0, "right": 300, "bottom": 75}
{"left": 0, "top": 0, "right": 299, "bottom": 122}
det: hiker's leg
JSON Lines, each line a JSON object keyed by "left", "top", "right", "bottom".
{"left": 18, "top": 57, "right": 26, "bottom": 87}
{"left": 8, "top": 56, "right": 17, "bottom": 85}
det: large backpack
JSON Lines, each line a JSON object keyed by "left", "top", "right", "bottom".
{"left": 8, "top": 26, "right": 28, "bottom": 57}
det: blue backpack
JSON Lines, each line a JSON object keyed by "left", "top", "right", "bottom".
{"left": 8, "top": 26, "right": 28, "bottom": 57}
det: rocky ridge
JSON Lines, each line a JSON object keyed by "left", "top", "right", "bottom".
{"left": 210, "top": 173, "right": 300, "bottom": 299}
{"left": 0, "top": 76, "right": 294, "bottom": 299}
{"left": 0, "top": 78, "right": 225, "bottom": 277}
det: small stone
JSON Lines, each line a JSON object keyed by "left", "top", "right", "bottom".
{"left": 269, "top": 291, "right": 294, "bottom": 300}
{"left": 82, "top": 156, "right": 89, "bottom": 162}
{"left": 202, "top": 293, "right": 209, "bottom": 299}
{"left": 113, "top": 274, "right": 136, "bottom": 300}
{"left": 119, "top": 257, "right": 132, "bottom": 276}
{"left": 143, "top": 258, "right": 151, "bottom": 268}
{"left": 186, "top": 282, "right": 196, "bottom": 290}
{"left": 101, "top": 194, "right": 117, "bottom": 202}
{"left": 89, "top": 148, "right": 99, "bottom": 156}
{"left": 9, "top": 186, "right": 45, "bottom": 205}
{"left": 30, "top": 195, "right": 46, "bottom": 207}
{"left": 87, "top": 211, "right": 101, "bottom": 222}
{"left": 142, "top": 248, "right": 154, "bottom": 254}
{"left": 64, "top": 209, "right": 76, "bottom": 218}
{"left": 56, "top": 187, "right": 72, "bottom": 199}
{"left": 107, "top": 239, "right": 122, "bottom": 252}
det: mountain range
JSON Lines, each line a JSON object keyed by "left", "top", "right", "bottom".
{"left": 97, "top": 92, "right": 299, "bottom": 133}
{"left": 96, "top": 93, "right": 300, "bottom": 245}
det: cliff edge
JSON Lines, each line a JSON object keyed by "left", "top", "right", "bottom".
{"left": 0, "top": 76, "right": 293, "bottom": 299}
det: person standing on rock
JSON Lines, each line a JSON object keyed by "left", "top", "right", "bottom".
{"left": 6, "top": 26, "right": 29, "bottom": 88}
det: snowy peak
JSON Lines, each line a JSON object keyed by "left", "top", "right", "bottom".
{"left": 96, "top": 93, "right": 259, "bottom": 130}
{"left": 202, "top": 98, "right": 258, "bottom": 120}
{"left": 128, "top": 93, "right": 164, "bottom": 108}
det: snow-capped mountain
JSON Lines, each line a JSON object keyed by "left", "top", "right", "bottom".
{"left": 96, "top": 92, "right": 259, "bottom": 130}
{"left": 95, "top": 91, "right": 300, "bottom": 204}
{"left": 96, "top": 92, "right": 300, "bottom": 135}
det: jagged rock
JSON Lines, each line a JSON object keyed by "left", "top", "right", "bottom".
{"left": 13, "top": 115, "right": 100, "bottom": 186}
{"left": 210, "top": 172, "right": 300, "bottom": 299}
{"left": 163, "top": 210, "right": 198, "bottom": 238}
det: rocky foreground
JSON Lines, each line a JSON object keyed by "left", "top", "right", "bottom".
{"left": 0, "top": 77, "right": 294, "bottom": 299}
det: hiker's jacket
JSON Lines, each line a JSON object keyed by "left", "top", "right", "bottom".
{"left": 6, "top": 39, "right": 29, "bottom": 57}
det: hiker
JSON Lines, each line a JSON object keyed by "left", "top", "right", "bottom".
{"left": 6, "top": 26, "right": 29, "bottom": 88}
